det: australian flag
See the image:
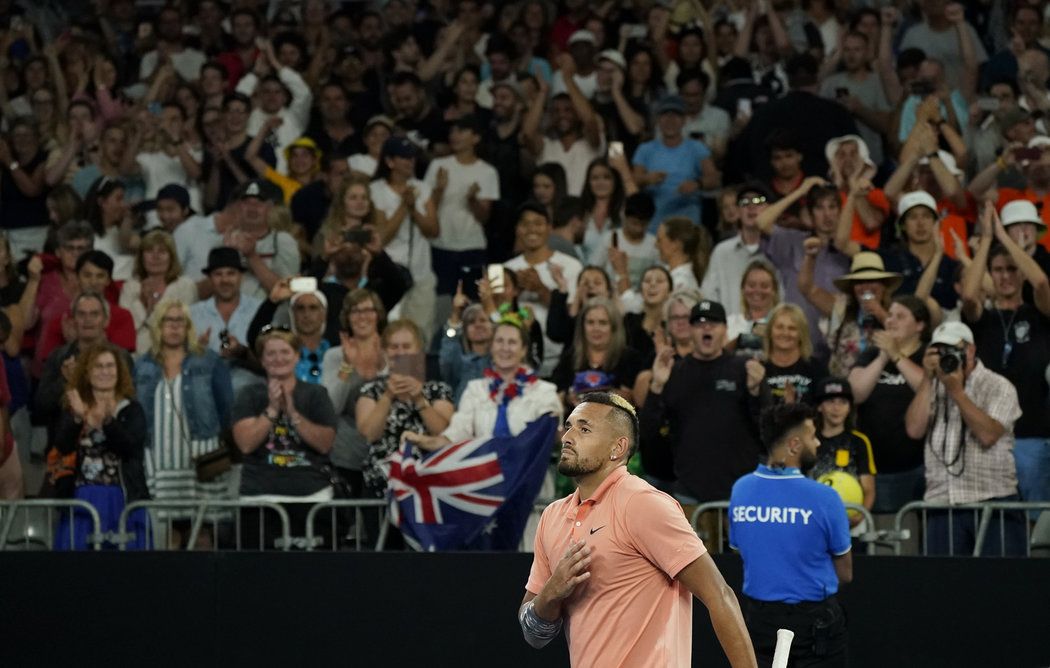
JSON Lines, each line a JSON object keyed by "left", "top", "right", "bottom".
{"left": 388, "top": 416, "right": 559, "bottom": 551}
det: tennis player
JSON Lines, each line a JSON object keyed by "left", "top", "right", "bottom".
{"left": 519, "top": 392, "right": 756, "bottom": 667}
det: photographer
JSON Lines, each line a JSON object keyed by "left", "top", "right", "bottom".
{"left": 904, "top": 322, "right": 1026, "bottom": 556}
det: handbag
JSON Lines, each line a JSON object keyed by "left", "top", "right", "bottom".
{"left": 194, "top": 444, "right": 233, "bottom": 483}
{"left": 161, "top": 375, "right": 234, "bottom": 483}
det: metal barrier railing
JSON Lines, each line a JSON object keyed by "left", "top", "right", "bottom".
{"left": 0, "top": 499, "right": 104, "bottom": 551}
{"left": 118, "top": 500, "right": 292, "bottom": 551}
{"left": 893, "top": 501, "right": 1050, "bottom": 557}
{"left": 305, "top": 499, "right": 390, "bottom": 551}
{"left": 690, "top": 501, "right": 880, "bottom": 555}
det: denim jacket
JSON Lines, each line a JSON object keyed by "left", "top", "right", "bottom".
{"left": 134, "top": 350, "right": 234, "bottom": 443}
{"left": 438, "top": 331, "right": 491, "bottom": 403}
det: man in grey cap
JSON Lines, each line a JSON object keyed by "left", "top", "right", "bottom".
{"left": 632, "top": 94, "right": 721, "bottom": 231}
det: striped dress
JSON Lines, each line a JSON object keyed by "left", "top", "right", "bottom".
{"left": 144, "top": 375, "right": 231, "bottom": 519}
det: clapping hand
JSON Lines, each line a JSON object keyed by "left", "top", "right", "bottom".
{"left": 67, "top": 388, "right": 88, "bottom": 421}
{"left": 650, "top": 346, "right": 675, "bottom": 390}
{"left": 267, "top": 379, "right": 284, "bottom": 414}
{"left": 548, "top": 262, "right": 568, "bottom": 293}
{"left": 872, "top": 330, "right": 900, "bottom": 360}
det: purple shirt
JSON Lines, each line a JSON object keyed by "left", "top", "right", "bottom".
{"left": 761, "top": 226, "right": 850, "bottom": 355}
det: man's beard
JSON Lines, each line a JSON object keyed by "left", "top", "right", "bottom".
{"left": 800, "top": 448, "right": 818, "bottom": 469}
{"left": 557, "top": 453, "right": 603, "bottom": 478}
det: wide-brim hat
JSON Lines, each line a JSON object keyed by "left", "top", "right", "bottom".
{"left": 833, "top": 252, "right": 902, "bottom": 293}
{"left": 824, "top": 134, "right": 876, "bottom": 170}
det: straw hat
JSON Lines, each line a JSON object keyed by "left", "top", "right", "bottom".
{"left": 833, "top": 252, "right": 903, "bottom": 293}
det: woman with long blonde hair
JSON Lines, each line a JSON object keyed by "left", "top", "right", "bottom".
{"left": 313, "top": 174, "right": 387, "bottom": 262}
{"left": 760, "top": 302, "right": 827, "bottom": 406}
{"left": 133, "top": 300, "right": 234, "bottom": 548}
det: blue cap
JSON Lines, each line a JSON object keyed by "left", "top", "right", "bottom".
{"left": 382, "top": 136, "right": 419, "bottom": 159}
{"left": 655, "top": 95, "right": 687, "bottom": 115}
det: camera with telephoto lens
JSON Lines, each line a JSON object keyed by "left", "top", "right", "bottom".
{"left": 935, "top": 345, "right": 964, "bottom": 374}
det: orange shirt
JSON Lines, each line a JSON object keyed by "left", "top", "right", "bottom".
{"left": 526, "top": 467, "right": 707, "bottom": 667}
{"left": 935, "top": 192, "right": 976, "bottom": 261}
{"left": 997, "top": 188, "right": 1050, "bottom": 252}
{"left": 844, "top": 188, "right": 891, "bottom": 249}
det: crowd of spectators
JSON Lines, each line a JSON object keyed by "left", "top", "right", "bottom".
{"left": 0, "top": 0, "right": 1048, "bottom": 554}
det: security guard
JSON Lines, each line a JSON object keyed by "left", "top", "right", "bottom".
{"left": 729, "top": 403, "right": 852, "bottom": 668}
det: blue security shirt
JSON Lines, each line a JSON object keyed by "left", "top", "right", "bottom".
{"left": 729, "top": 464, "right": 851, "bottom": 603}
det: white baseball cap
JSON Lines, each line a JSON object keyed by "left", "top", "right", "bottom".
{"left": 930, "top": 321, "right": 973, "bottom": 347}
{"left": 1000, "top": 199, "right": 1046, "bottom": 230}
{"left": 598, "top": 49, "right": 626, "bottom": 71}
{"left": 568, "top": 30, "right": 597, "bottom": 46}
{"left": 897, "top": 190, "right": 938, "bottom": 218}
{"left": 1027, "top": 135, "right": 1050, "bottom": 149}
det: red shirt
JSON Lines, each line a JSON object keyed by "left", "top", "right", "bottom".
{"left": 37, "top": 303, "right": 137, "bottom": 364}
{"left": 215, "top": 47, "right": 259, "bottom": 90}
{"left": 997, "top": 188, "right": 1050, "bottom": 252}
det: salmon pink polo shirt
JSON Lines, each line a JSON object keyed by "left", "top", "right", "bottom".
{"left": 526, "top": 466, "right": 707, "bottom": 667}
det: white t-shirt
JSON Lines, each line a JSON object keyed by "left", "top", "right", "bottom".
{"left": 423, "top": 155, "right": 500, "bottom": 252}
{"left": 94, "top": 228, "right": 136, "bottom": 281}
{"left": 540, "top": 136, "right": 603, "bottom": 196}
{"left": 369, "top": 178, "right": 435, "bottom": 280}
{"left": 550, "top": 71, "right": 598, "bottom": 99}
{"left": 504, "top": 249, "right": 583, "bottom": 374}
{"left": 348, "top": 154, "right": 377, "bottom": 177}
{"left": 136, "top": 149, "right": 204, "bottom": 211}
{"left": 139, "top": 48, "right": 207, "bottom": 82}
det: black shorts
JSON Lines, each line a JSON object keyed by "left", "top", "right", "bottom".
{"left": 743, "top": 595, "right": 848, "bottom": 668}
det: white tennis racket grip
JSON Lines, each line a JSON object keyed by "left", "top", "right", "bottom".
{"left": 771, "top": 628, "right": 794, "bottom": 668}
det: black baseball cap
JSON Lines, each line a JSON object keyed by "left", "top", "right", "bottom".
{"left": 689, "top": 300, "right": 727, "bottom": 325}
{"left": 813, "top": 376, "right": 853, "bottom": 403}
{"left": 234, "top": 179, "right": 282, "bottom": 205}
{"left": 156, "top": 183, "right": 192, "bottom": 211}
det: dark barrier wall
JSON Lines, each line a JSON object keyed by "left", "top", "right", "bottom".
{"left": 3, "top": 553, "right": 1048, "bottom": 667}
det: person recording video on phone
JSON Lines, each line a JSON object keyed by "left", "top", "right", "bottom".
{"left": 356, "top": 320, "right": 454, "bottom": 500}
{"left": 904, "top": 321, "right": 1026, "bottom": 556}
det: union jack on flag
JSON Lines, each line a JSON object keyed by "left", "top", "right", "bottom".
{"left": 388, "top": 416, "right": 559, "bottom": 551}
